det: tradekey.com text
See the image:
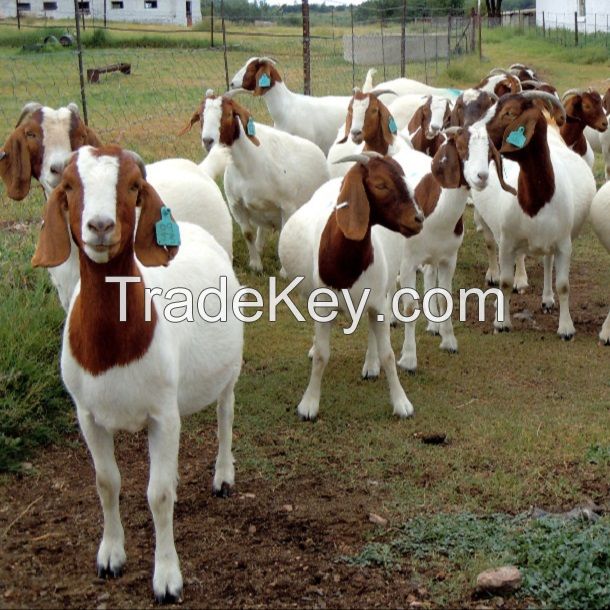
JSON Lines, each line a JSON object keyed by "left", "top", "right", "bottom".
{"left": 106, "top": 276, "right": 505, "bottom": 335}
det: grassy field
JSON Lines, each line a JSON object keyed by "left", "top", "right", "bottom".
{"left": 1, "top": 20, "right": 610, "bottom": 608}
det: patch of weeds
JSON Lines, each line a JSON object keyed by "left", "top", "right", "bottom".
{"left": 585, "top": 444, "right": 610, "bottom": 465}
{"left": 344, "top": 512, "right": 610, "bottom": 608}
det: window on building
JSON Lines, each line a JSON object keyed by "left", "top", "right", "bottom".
{"left": 578, "top": 0, "right": 586, "bottom": 18}
{"left": 43, "top": 1, "right": 58, "bottom": 9}
{"left": 144, "top": 0, "right": 158, "bottom": 7}
{"left": 17, "top": 2, "right": 31, "bottom": 10}
{"left": 78, "top": 1, "right": 90, "bottom": 12}
{"left": 111, "top": 1, "right": 123, "bottom": 7}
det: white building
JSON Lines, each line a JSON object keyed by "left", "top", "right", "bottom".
{"left": 536, "top": 0, "right": 610, "bottom": 33}
{"left": 0, "top": 0, "right": 202, "bottom": 26}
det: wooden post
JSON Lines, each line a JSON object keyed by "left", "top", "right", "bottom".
{"left": 15, "top": 0, "right": 20, "bottom": 29}
{"left": 73, "top": 0, "right": 88, "bottom": 125}
{"left": 400, "top": 0, "right": 406, "bottom": 78}
{"left": 574, "top": 11, "right": 578, "bottom": 46}
{"left": 221, "top": 0, "right": 228, "bottom": 90}
{"left": 350, "top": 3, "right": 355, "bottom": 89}
{"left": 302, "top": 0, "right": 311, "bottom": 95}
{"left": 478, "top": 10, "right": 482, "bottom": 60}
{"left": 542, "top": 11, "right": 545, "bottom": 37}
{"left": 103, "top": 0, "right": 106, "bottom": 27}
{"left": 210, "top": 1, "right": 214, "bottom": 47}
{"left": 447, "top": 14, "right": 451, "bottom": 66}
{"left": 380, "top": 4, "right": 386, "bottom": 81}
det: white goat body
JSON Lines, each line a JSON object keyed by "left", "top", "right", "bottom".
{"left": 589, "top": 181, "right": 610, "bottom": 343}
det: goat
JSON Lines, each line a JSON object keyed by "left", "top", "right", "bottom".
{"left": 396, "top": 124, "right": 515, "bottom": 372}
{"left": 31, "top": 145, "right": 243, "bottom": 603}
{"left": 584, "top": 86, "right": 610, "bottom": 179}
{"left": 589, "top": 181, "right": 610, "bottom": 344}
{"left": 183, "top": 90, "right": 329, "bottom": 273}
{"left": 278, "top": 153, "right": 424, "bottom": 420}
{"left": 406, "top": 95, "right": 452, "bottom": 156}
{"left": 477, "top": 69, "right": 522, "bottom": 98}
{"left": 0, "top": 102, "right": 233, "bottom": 311}
{"left": 229, "top": 57, "right": 350, "bottom": 155}
{"left": 363, "top": 68, "right": 462, "bottom": 101}
{"left": 520, "top": 80, "right": 559, "bottom": 97}
{"left": 560, "top": 88, "right": 608, "bottom": 168}
{"left": 508, "top": 63, "right": 539, "bottom": 82}
{"left": 326, "top": 88, "right": 409, "bottom": 178}
{"left": 472, "top": 91, "right": 596, "bottom": 338}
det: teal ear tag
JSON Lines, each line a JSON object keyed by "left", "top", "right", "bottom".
{"left": 155, "top": 206, "right": 181, "bottom": 247}
{"left": 388, "top": 116, "right": 398, "bottom": 135}
{"left": 258, "top": 73, "right": 271, "bottom": 88}
{"left": 246, "top": 117, "right": 256, "bottom": 136}
{"left": 506, "top": 126, "right": 527, "bottom": 148}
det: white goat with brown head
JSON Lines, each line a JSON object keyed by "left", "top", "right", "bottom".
{"left": 32, "top": 145, "right": 243, "bottom": 604}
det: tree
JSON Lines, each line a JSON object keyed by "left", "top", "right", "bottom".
{"left": 485, "top": 0, "right": 503, "bottom": 18}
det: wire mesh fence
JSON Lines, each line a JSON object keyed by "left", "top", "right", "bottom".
{"left": 0, "top": 6, "right": 479, "bottom": 163}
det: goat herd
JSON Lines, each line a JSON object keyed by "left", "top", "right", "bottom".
{"left": 1, "top": 57, "right": 610, "bottom": 602}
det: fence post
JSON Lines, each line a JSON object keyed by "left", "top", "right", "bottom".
{"left": 470, "top": 9, "right": 475, "bottom": 52}
{"left": 400, "top": 0, "right": 406, "bottom": 78}
{"left": 302, "top": 0, "right": 311, "bottom": 95}
{"left": 574, "top": 11, "right": 578, "bottom": 46}
{"left": 542, "top": 11, "right": 545, "bottom": 37}
{"left": 220, "top": 0, "right": 229, "bottom": 90}
{"left": 380, "top": 6, "right": 386, "bottom": 81}
{"left": 478, "top": 9, "right": 482, "bottom": 60}
{"left": 210, "top": 1, "right": 214, "bottom": 48}
{"left": 72, "top": 0, "right": 88, "bottom": 126}
{"left": 447, "top": 14, "right": 451, "bottom": 66}
{"left": 15, "top": 0, "right": 20, "bottom": 29}
{"left": 350, "top": 3, "right": 355, "bottom": 89}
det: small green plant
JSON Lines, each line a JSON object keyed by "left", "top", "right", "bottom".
{"left": 585, "top": 443, "right": 610, "bottom": 465}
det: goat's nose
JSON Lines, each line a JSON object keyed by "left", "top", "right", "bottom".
{"left": 602, "top": 119, "right": 608, "bottom": 130}
{"left": 415, "top": 211, "right": 425, "bottom": 224}
{"left": 477, "top": 171, "right": 489, "bottom": 182}
{"left": 203, "top": 137, "right": 214, "bottom": 152}
{"left": 351, "top": 129, "right": 362, "bottom": 137}
{"left": 50, "top": 162, "right": 64, "bottom": 176}
{"left": 87, "top": 216, "right": 115, "bottom": 236}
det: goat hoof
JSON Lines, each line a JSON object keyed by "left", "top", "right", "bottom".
{"left": 486, "top": 279, "right": 499, "bottom": 288}
{"left": 97, "top": 563, "right": 124, "bottom": 580}
{"left": 541, "top": 303, "right": 554, "bottom": 314}
{"left": 155, "top": 588, "right": 182, "bottom": 605}
{"left": 298, "top": 413, "right": 317, "bottom": 422}
{"left": 494, "top": 326, "right": 511, "bottom": 334}
{"left": 212, "top": 481, "right": 232, "bottom": 498}
{"left": 560, "top": 333, "right": 574, "bottom": 342}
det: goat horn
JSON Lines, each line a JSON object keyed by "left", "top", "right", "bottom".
{"left": 488, "top": 68, "right": 511, "bottom": 76}
{"left": 562, "top": 88, "right": 585, "bottom": 101}
{"left": 522, "top": 90, "right": 566, "bottom": 123}
{"left": 443, "top": 126, "right": 462, "bottom": 136}
{"left": 67, "top": 102, "right": 80, "bottom": 117}
{"left": 223, "top": 88, "right": 249, "bottom": 99}
{"left": 352, "top": 86, "right": 361, "bottom": 94}
{"left": 15, "top": 102, "right": 43, "bottom": 127}
{"left": 124, "top": 150, "right": 147, "bottom": 180}
{"left": 205, "top": 88, "right": 215, "bottom": 98}
{"left": 370, "top": 89, "right": 398, "bottom": 98}
{"left": 258, "top": 56, "right": 278, "bottom": 65}
{"left": 335, "top": 151, "right": 383, "bottom": 165}
{"left": 509, "top": 63, "right": 529, "bottom": 70}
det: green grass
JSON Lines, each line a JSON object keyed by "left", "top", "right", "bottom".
{"left": 0, "top": 20, "right": 610, "bottom": 605}
{"left": 346, "top": 512, "right": 610, "bottom": 608}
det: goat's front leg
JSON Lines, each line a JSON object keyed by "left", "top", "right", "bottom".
{"left": 397, "top": 263, "right": 419, "bottom": 373}
{"left": 423, "top": 264, "right": 441, "bottom": 335}
{"left": 554, "top": 240, "right": 575, "bottom": 340}
{"left": 297, "top": 321, "right": 331, "bottom": 421}
{"left": 513, "top": 254, "right": 529, "bottom": 294}
{"left": 362, "top": 320, "right": 380, "bottom": 379}
{"left": 437, "top": 257, "right": 458, "bottom": 353}
{"left": 495, "top": 242, "right": 515, "bottom": 333}
{"left": 148, "top": 410, "right": 182, "bottom": 604}
{"left": 542, "top": 254, "right": 555, "bottom": 313}
{"left": 370, "top": 310, "right": 414, "bottom": 418}
{"left": 212, "top": 378, "right": 237, "bottom": 498}
{"left": 77, "top": 409, "right": 125, "bottom": 579}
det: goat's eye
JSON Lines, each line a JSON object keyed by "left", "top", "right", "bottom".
{"left": 26, "top": 131, "right": 36, "bottom": 138}
{"left": 64, "top": 183, "right": 73, "bottom": 192}
{"left": 130, "top": 184, "right": 139, "bottom": 192}
{"left": 374, "top": 183, "right": 388, "bottom": 190}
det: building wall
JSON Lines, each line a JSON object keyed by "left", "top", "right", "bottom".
{"left": 0, "top": 0, "right": 202, "bottom": 26}
{"left": 536, "top": 0, "right": 609, "bottom": 33}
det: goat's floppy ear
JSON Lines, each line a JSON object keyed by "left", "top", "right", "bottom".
{"left": 499, "top": 108, "right": 539, "bottom": 154}
{"left": 178, "top": 106, "right": 202, "bottom": 136}
{"left": 431, "top": 136, "right": 462, "bottom": 189}
{"left": 407, "top": 105, "right": 424, "bottom": 135}
{"left": 379, "top": 102, "right": 396, "bottom": 146}
{"left": 254, "top": 63, "right": 272, "bottom": 97}
{"left": 85, "top": 126, "right": 102, "bottom": 147}
{"left": 233, "top": 105, "right": 260, "bottom": 146}
{"left": 489, "top": 139, "right": 517, "bottom": 196}
{"left": 135, "top": 182, "right": 179, "bottom": 267}
{"left": 335, "top": 164, "right": 370, "bottom": 241}
{"left": 338, "top": 104, "right": 353, "bottom": 144}
{"left": 0, "top": 129, "right": 32, "bottom": 200}
{"left": 31, "top": 186, "right": 71, "bottom": 267}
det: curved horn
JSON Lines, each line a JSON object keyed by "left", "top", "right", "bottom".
{"left": 15, "top": 102, "right": 43, "bottom": 127}
{"left": 522, "top": 90, "right": 566, "bottom": 123}
{"left": 509, "top": 63, "right": 529, "bottom": 70}
{"left": 223, "top": 87, "right": 249, "bottom": 99}
{"left": 561, "top": 88, "right": 585, "bottom": 102}
{"left": 124, "top": 150, "right": 147, "bottom": 180}
{"left": 370, "top": 89, "right": 398, "bottom": 98}
{"left": 335, "top": 152, "right": 382, "bottom": 165}
{"left": 258, "top": 56, "right": 278, "bottom": 65}
{"left": 443, "top": 126, "right": 463, "bottom": 136}
{"left": 67, "top": 102, "right": 80, "bottom": 117}
{"left": 488, "top": 68, "right": 511, "bottom": 77}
